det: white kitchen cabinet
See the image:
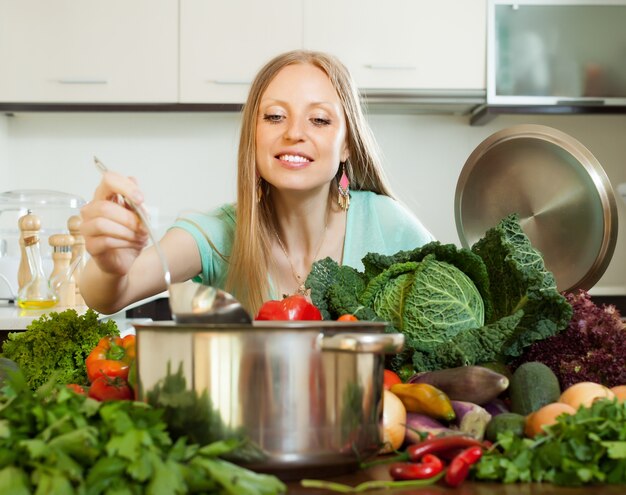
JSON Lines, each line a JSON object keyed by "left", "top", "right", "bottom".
{"left": 303, "top": 0, "right": 486, "bottom": 92}
{"left": 0, "top": 0, "right": 487, "bottom": 106}
{"left": 179, "top": 0, "right": 303, "bottom": 103}
{"left": 0, "top": 0, "right": 178, "bottom": 103}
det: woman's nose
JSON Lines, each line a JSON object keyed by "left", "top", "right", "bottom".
{"left": 283, "top": 118, "right": 305, "bottom": 141}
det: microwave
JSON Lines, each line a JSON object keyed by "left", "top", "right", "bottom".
{"left": 487, "top": 0, "right": 626, "bottom": 106}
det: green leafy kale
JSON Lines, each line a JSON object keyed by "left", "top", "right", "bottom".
{"left": 362, "top": 241, "right": 493, "bottom": 322}
{"left": 1, "top": 308, "right": 119, "bottom": 389}
{"left": 308, "top": 258, "right": 378, "bottom": 321}
{"left": 412, "top": 311, "right": 524, "bottom": 370}
{"left": 361, "top": 256, "right": 485, "bottom": 350}
{"left": 306, "top": 214, "right": 573, "bottom": 372}
{"left": 308, "top": 245, "right": 488, "bottom": 371}
{"left": 471, "top": 213, "right": 572, "bottom": 358}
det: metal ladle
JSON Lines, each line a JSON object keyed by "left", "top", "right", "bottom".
{"left": 93, "top": 157, "right": 251, "bottom": 324}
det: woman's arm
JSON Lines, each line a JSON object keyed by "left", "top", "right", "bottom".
{"left": 80, "top": 228, "right": 200, "bottom": 314}
{"left": 79, "top": 170, "right": 201, "bottom": 314}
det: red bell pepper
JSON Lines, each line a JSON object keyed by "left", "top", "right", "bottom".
{"left": 86, "top": 334, "right": 136, "bottom": 383}
{"left": 255, "top": 294, "right": 322, "bottom": 321}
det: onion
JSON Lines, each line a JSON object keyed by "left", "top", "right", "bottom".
{"left": 380, "top": 390, "right": 406, "bottom": 454}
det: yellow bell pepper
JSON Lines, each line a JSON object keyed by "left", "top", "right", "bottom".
{"left": 390, "top": 383, "right": 456, "bottom": 422}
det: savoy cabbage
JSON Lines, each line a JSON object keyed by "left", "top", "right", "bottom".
{"left": 306, "top": 214, "right": 572, "bottom": 372}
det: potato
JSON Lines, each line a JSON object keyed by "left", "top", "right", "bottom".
{"left": 559, "top": 382, "right": 615, "bottom": 410}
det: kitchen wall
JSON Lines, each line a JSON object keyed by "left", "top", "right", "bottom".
{"left": 1, "top": 111, "right": 625, "bottom": 294}
{"left": 0, "top": 115, "right": 7, "bottom": 178}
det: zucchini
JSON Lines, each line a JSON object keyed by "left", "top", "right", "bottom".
{"left": 408, "top": 365, "right": 509, "bottom": 405}
{"left": 509, "top": 361, "right": 561, "bottom": 416}
{"left": 484, "top": 412, "right": 526, "bottom": 442}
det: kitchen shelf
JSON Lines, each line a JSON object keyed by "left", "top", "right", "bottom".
{"left": 0, "top": 89, "right": 487, "bottom": 117}
{"left": 471, "top": 104, "right": 626, "bottom": 126}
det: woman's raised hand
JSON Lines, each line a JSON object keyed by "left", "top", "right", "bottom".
{"left": 80, "top": 170, "right": 149, "bottom": 276}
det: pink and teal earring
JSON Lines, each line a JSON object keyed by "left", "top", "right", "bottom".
{"left": 338, "top": 162, "right": 350, "bottom": 211}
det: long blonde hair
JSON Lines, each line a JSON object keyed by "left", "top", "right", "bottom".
{"left": 226, "top": 50, "right": 395, "bottom": 315}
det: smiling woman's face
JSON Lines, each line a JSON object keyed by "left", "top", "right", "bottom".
{"left": 255, "top": 63, "right": 349, "bottom": 194}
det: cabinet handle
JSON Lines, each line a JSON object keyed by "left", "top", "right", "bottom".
{"left": 364, "top": 64, "right": 416, "bottom": 71}
{"left": 209, "top": 79, "right": 250, "bottom": 85}
{"left": 56, "top": 79, "right": 108, "bottom": 85}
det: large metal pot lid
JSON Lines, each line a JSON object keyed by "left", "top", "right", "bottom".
{"left": 455, "top": 124, "right": 618, "bottom": 292}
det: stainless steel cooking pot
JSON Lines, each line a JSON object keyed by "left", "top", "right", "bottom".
{"left": 133, "top": 320, "right": 404, "bottom": 479}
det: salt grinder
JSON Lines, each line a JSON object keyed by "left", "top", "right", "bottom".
{"left": 17, "top": 210, "right": 41, "bottom": 291}
{"left": 68, "top": 215, "right": 87, "bottom": 305}
{"left": 48, "top": 233, "right": 76, "bottom": 307}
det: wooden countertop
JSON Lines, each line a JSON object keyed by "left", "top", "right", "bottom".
{"left": 285, "top": 463, "right": 626, "bottom": 494}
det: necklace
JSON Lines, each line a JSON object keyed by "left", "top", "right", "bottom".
{"left": 274, "top": 222, "right": 328, "bottom": 296}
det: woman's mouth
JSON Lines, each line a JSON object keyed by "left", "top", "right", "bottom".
{"left": 276, "top": 153, "right": 313, "bottom": 166}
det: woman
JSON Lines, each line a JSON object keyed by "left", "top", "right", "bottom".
{"left": 79, "top": 50, "right": 434, "bottom": 316}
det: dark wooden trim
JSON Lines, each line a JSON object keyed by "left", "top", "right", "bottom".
{"left": 470, "top": 104, "right": 626, "bottom": 126}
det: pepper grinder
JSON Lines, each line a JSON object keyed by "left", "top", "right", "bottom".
{"left": 18, "top": 210, "right": 41, "bottom": 291}
{"left": 68, "top": 215, "right": 87, "bottom": 305}
{"left": 48, "top": 233, "right": 76, "bottom": 307}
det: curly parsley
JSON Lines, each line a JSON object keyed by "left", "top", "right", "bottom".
{"left": 1, "top": 308, "right": 119, "bottom": 389}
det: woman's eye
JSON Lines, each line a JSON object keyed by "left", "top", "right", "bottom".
{"left": 262, "top": 114, "right": 284, "bottom": 123}
{"left": 311, "top": 117, "right": 331, "bottom": 126}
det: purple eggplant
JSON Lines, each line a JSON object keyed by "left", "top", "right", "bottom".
{"left": 408, "top": 366, "right": 509, "bottom": 405}
{"left": 483, "top": 398, "right": 510, "bottom": 417}
{"left": 451, "top": 400, "right": 492, "bottom": 441}
{"left": 404, "top": 412, "right": 458, "bottom": 444}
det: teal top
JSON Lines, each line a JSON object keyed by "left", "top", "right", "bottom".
{"left": 171, "top": 190, "right": 435, "bottom": 299}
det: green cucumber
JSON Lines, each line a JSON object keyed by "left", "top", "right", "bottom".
{"left": 509, "top": 362, "right": 561, "bottom": 416}
{"left": 484, "top": 412, "right": 526, "bottom": 442}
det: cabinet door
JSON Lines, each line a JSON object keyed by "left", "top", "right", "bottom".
{"left": 179, "top": 0, "right": 302, "bottom": 103}
{"left": 303, "top": 0, "right": 486, "bottom": 91}
{"left": 0, "top": 0, "right": 178, "bottom": 103}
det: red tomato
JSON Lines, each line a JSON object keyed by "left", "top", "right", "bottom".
{"left": 384, "top": 369, "right": 403, "bottom": 390}
{"left": 337, "top": 314, "right": 358, "bottom": 321}
{"left": 66, "top": 383, "right": 87, "bottom": 395}
{"left": 255, "top": 295, "right": 322, "bottom": 321}
{"left": 88, "top": 376, "right": 133, "bottom": 402}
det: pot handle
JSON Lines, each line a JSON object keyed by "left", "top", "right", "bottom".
{"left": 319, "top": 333, "right": 404, "bottom": 354}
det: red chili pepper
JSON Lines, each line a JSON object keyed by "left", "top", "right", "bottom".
{"left": 389, "top": 454, "right": 444, "bottom": 481}
{"left": 444, "top": 446, "right": 483, "bottom": 487}
{"left": 405, "top": 436, "right": 483, "bottom": 462}
{"left": 455, "top": 445, "right": 483, "bottom": 465}
{"left": 445, "top": 457, "right": 471, "bottom": 488}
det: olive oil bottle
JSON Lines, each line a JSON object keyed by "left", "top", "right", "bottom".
{"left": 16, "top": 235, "right": 57, "bottom": 309}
